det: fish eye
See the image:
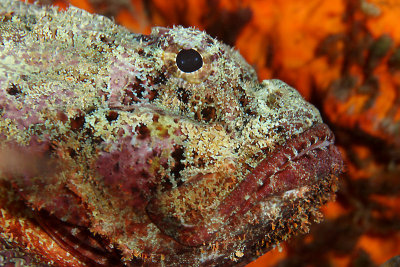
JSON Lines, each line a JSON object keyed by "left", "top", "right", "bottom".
{"left": 176, "top": 49, "right": 203, "bottom": 73}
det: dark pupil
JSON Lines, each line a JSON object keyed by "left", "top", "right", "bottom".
{"left": 176, "top": 49, "right": 203, "bottom": 73}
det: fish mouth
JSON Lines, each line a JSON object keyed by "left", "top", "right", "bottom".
{"left": 147, "top": 123, "right": 343, "bottom": 247}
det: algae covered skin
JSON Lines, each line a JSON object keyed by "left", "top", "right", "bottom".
{"left": 0, "top": 0, "right": 343, "bottom": 266}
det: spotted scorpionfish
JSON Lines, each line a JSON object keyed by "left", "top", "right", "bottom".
{"left": 0, "top": 0, "right": 343, "bottom": 266}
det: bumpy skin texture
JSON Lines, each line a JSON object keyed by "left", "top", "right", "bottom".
{"left": 0, "top": 1, "right": 343, "bottom": 266}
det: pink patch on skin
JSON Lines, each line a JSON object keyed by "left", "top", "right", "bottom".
{"left": 95, "top": 129, "right": 176, "bottom": 211}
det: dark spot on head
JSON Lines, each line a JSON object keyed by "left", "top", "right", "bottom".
{"left": 113, "top": 162, "right": 120, "bottom": 173}
{"left": 130, "top": 82, "right": 145, "bottom": 99}
{"left": 201, "top": 106, "right": 217, "bottom": 122}
{"left": 70, "top": 115, "right": 85, "bottom": 131}
{"left": 244, "top": 108, "right": 256, "bottom": 116}
{"left": 206, "top": 37, "right": 215, "bottom": 45}
{"left": 152, "top": 149, "right": 160, "bottom": 157}
{"left": 170, "top": 145, "right": 185, "bottom": 185}
{"left": 123, "top": 76, "right": 160, "bottom": 105}
{"left": 194, "top": 110, "right": 201, "bottom": 121}
{"left": 204, "top": 95, "right": 214, "bottom": 104}
{"left": 176, "top": 49, "right": 203, "bottom": 73}
{"left": 275, "top": 126, "right": 284, "bottom": 133}
{"left": 152, "top": 72, "right": 167, "bottom": 85}
{"left": 160, "top": 178, "right": 173, "bottom": 192}
{"left": 85, "top": 127, "right": 104, "bottom": 145}
{"left": 99, "top": 86, "right": 109, "bottom": 101}
{"left": 239, "top": 94, "right": 250, "bottom": 107}
{"left": 133, "top": 35, "right": 152, "bottom": 43}
{"left": 146, "top": 90, "right": 159, "bottom": 102}
{"left": 99, "top": 34, "right": 114, "bottom": 47}
{"left": 46, "top": 142, "right": 58, "bottom": 156}
{"left": 1, "top": 12, "right": 14, "bottom": 23}
{"left": 6, "top": 84, "right": 21, "bottom": 96}
{"left": 139, "top": 169, "right": 150, "bottom": 179}
{"left": 68, "top": 148, "right": 77, "bottom": 159}
{"left": 123, "top": 83, "right": 144, "bottom": 105}
{"left": 57, "top": 111, "right": 68, "bottom": 122}
{"left": 130, "top": 186, "right": 140, "bottom": 195}
{"left": 177, "top": 87, "right": 190, "bottom": 103}
{"left": 152, "top": 114, "right": 160, "bottom": 122}
{"left": 197, "top": 157, "right": 205, "bottom": 168}
{"left": 239, "top": 94, "right": 256, "bottom": 115}
{"left": 135, "top": 124, "right": 150, "bottom": 140}
{"left": 161, "top": 161, "right": 169, "bottom": 170}
{"left": 106, "top": 111, "right": 119, "bottom": 122}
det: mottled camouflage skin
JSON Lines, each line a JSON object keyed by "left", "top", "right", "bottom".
{"left": 0, "top": 1, "right": 342, "bottom": 266}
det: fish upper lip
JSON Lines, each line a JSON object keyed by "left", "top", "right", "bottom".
{"left": 227, "top": 123, "right": 337, "bottom": 215}
{"left": 147, "top": 123, "right": 342, "bottom": 247}
{"left": 213, "top": 123, "right": 337, "bottom": 222}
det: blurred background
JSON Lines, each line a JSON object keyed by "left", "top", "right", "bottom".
{"left": 23, "top": 0, "right": 400, "bottom": 266}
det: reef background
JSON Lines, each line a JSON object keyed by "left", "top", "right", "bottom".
{"left": 19, "top": 0, "right": 400, "bottom": 266}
